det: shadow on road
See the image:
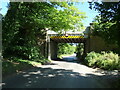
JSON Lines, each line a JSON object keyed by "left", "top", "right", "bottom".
{"left": 3, "top": 65, "right": 119, "bottom": 88}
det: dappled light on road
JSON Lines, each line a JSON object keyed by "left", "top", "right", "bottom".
{"left": 3, "top": 60, "right": 120, "bottom": 88}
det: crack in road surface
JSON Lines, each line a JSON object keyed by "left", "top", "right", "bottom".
{"left": 2, "top": 60, "right": 119, "bottom": 88}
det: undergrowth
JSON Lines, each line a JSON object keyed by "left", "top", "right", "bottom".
{"left": 85, "top": 51, "right": 120, "bottom": 70}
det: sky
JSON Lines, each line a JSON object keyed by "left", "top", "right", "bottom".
{"left": 74, "top": 2, "right": 99, "bottom": 26}
{"left": 0, "top": 2, "right": 9, "bottom": 16}
{"left": 0, "top": 2, "right": 99, "bottom": 27}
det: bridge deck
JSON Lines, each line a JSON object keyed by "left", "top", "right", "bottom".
{"left": 50, "top": 36, "right": 86, "bottom": 43}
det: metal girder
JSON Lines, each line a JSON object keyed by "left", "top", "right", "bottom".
{"left": 50, "top": 36, "right": 86, "bottom": 43}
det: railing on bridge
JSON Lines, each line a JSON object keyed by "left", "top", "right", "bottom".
{"left": 50, "top": 35, "right": 84, "bottom": 39}
{"left": 47, "top": 30, "right": 89, "bottom": 39}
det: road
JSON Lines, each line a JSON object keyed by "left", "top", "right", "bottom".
{"left": 62, "top": 54, "right": 77, "bottom": 62}
{"left": 2, "top": 55, "right": 119, "bottom": 88}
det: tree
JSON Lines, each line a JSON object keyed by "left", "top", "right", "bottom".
{"left": 50, "top": 2, "right": 86, "bottom": 32}
{"left": 0, "top": 12, "right": 2, "bottom": 58}
{"left": 2, "top": 2, "right": 86, "bottom": 60}
{"left": 58, "top": 43, "right": 76, "bottom": 57}
{"left": 89, "top": 1, "right": 120, "bottom": 53}
{"left": 91, "top": 16, "right": 115, "bottom": 43}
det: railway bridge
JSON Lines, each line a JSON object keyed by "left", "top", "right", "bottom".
{"left": 41, "top": 26, "right": 116, "bottom": 60}
{"left": 46, "top": 27, "right": 90, "bottom": 60}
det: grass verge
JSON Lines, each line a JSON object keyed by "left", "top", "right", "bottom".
{"left": 2, "top": 58, "right": 51, "bottom": 78}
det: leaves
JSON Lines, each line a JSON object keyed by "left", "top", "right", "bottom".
{"left": 89, "top": 2, "right": 120, "bottom": 53}
{"left": 58, "top": 43, "right": 76, "bottom": 56}
{"left": 85, "top": 51, "right": 120, "bottom": 70}
{"left": 2, "top": 2, "right": 86, "bottom": 60}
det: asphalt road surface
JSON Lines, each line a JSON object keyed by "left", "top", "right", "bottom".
{"left": 2, "top": 55, "right": 119, "bottom": 88}
{"left": 62, "top": 54, "right": 77, "bottom": 62}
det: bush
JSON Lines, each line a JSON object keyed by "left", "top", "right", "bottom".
{"left": 76, "top": 43, "right": 84, "bottom": 59}
{"left": 85, "top": 51, "right": 101, "bottom": 67}
{"left": 85, "top": 51, "right": 120, "bottom": 70}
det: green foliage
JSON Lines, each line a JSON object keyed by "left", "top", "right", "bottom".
{"left": 85, "top": 51, "right": 101, "bottom": 66}
{"left": 76, "top": 43, "right": 84, "bottom": 59}
{"left": 2, "top": 2, "right": 47, "bottom": 60}
{"left": 91, "top": 16, "right": 116, "bottom": 44}
{"left": 89, "top": 2, "right": 120, "bottom": 54}
{"left": 85, "top": 51, "right": 120, "bottom": 70}
{"left": 58, "top": 43, "right": 76, "bottom": 57}
{"left": 2, "top": 2, "right": 86, "bottom": 61}
{"left": 50, "top": 2, "right": 86, "bottom": 32}
{"left": 91, "top": 16, "right": 120, "bottom": 54}
{"left": 2, "top": 59, "right": 33, "bottom": 76}
{"left": 89, "top": 2, "right": 120, "bottom": 23}
{"left": 2, "top": 57, "right": 50, "bottom": 76}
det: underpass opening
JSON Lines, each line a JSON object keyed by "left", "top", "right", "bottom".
{"left": 57, "top": 43, "right": 77, "bottom": 62}
{"left": 49, "top": 36, "right": 87, "bottom": 62}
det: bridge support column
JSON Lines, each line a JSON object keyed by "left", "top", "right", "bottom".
{"left": 47, "top": 37, "right": 58, "bottom": 60}
{"left": 48, "top": 37, "right": 51, "bottom": 60}
{"left": 50, "top": 41, "right": 58, "bottom": 60}
{"left": 84, "top": 39, "right": 90, "bottom": 53}
{"left": 81, "top": 39, "right": 89, "bottom": 61}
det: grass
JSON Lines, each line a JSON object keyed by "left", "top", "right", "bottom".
{"left": 2, "top": 58, "right": 50, "bottom": 78}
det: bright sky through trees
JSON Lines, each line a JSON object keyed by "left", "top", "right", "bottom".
{"left": 0, "top": 2, "right": 99, "bottom": 26}
{"left": 74, "top": 2, "right": 99, "bottom": 26}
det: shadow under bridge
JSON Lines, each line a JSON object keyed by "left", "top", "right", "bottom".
{"left": 46, "top": 33, "right": 89, "bottom": 60}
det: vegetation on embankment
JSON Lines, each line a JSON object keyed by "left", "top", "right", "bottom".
{"left": 2, "top": 58, "right": 50, "bottom": 78}
{"left": 85, "top": 51, "right": 120, "bottom": 88}
{"left": 88, "top": 2, "right": 120, "bottom": 88}
{"left": 2, "top": 2, "right": 86, "bottom": 77}
{"left": 90, "top": 2, "right": 120, "bottom": 54}
{"left": 76, "top": 43, "right": 84, "bottom": 59}
{"left": 85, "top": 51, "right": 120, "bottom": 70}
